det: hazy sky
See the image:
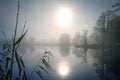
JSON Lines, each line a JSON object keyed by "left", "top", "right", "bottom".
{"left": 0, "top": 0, "right": 118, "bottom": 41}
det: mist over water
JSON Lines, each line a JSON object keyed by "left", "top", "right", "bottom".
{"left": 0, "top": 0, "right": 120, "bottom": 80}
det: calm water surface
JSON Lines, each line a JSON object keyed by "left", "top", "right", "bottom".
{"left": 23, "top": 46, "right": 100, "bottom": 80}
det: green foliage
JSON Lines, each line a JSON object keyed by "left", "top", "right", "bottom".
{"left": 0, "top": 44, "right": 11, "bottom": 80}
{"left": 29, "top": 51, "right": 53, "bottom": 80}
{"left": 15, "top": 30, "right": 28, "bottom": 46}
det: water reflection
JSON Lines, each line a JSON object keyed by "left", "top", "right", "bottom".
{"left": 59, "top": 45, "right": 88, "bottom": 64}
{"left": 56, "top": 46, "right": 97, "bottom": 80}
{"left": 90, "top": 47, "right": 120, "bottom": 80}
{"left": 58, "top": 45, "right": 120, "bottom": 80}
{"left": 16, "top": 38, "right": 120, "bottom": 80}
{"left": 72, "top": 47, "right": 88, "bottom": 64}
{"left": 59, "top": 46, "right": 70, "bottom": 57}
{"left": 72, "top": 47, "right": 82, "bottom": 58}
{"left": 90, "top": 50, "right": 105, "bottom": 80}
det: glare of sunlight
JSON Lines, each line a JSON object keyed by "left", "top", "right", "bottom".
{"left": 58, "top": 65, "right": 69, "bottom": 76}
{"left": 55, "top": 7, "right": 73, "bottom": 28}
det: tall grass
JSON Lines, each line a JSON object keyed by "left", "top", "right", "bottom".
{"left": 0, "top": 1, "right": 53, "bottom": 80}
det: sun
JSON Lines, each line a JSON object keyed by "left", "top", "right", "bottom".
{"left": 58, "top": 65, "right": 69, "bottom": 76}
{"left": 55, "top": 7, "right": 73, "bottom": 28}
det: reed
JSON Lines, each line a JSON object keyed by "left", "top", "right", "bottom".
{"left": 0, "top": 1, "right": 53, "bottom": 80}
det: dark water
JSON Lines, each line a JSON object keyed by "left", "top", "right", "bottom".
{"left": 22, "top": 46, "right": 102, "bottom": 80}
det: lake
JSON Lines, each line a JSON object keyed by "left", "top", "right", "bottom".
{"left": 22, "top": 46, "right": 101, "bottom": 80}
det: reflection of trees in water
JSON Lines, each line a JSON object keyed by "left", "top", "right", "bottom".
{"left": 59, "top": 46, "right": 88, "bottom": 63}
{"left": 92, "top": 48, "right": 120, "bottom": 79}
{"left": 59, "top": 46, "right": 70, "bottom": 57}
{"left": 91, "top": 50, "right": 105, "bottom": 80}
{"left": 107, "top": 48, "right": 120, "bottom": 79}
{"left": 91, "top": 48, "right": 120, "bottom": 80}
{"left": 72, "top": 47, "right": 82, "bottom": 57}
{"left": 72, "top": 47, "right": 88, "bottom": 64}
{"left": 93, "top": 59, "right": 105, "bottom": 80}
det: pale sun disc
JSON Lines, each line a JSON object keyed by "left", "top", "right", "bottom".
{"left": 55, "top": 7, "right": 73, "bottom": 27}
{"left": 58, "top": 65, "right": 69, "bottom": 76}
